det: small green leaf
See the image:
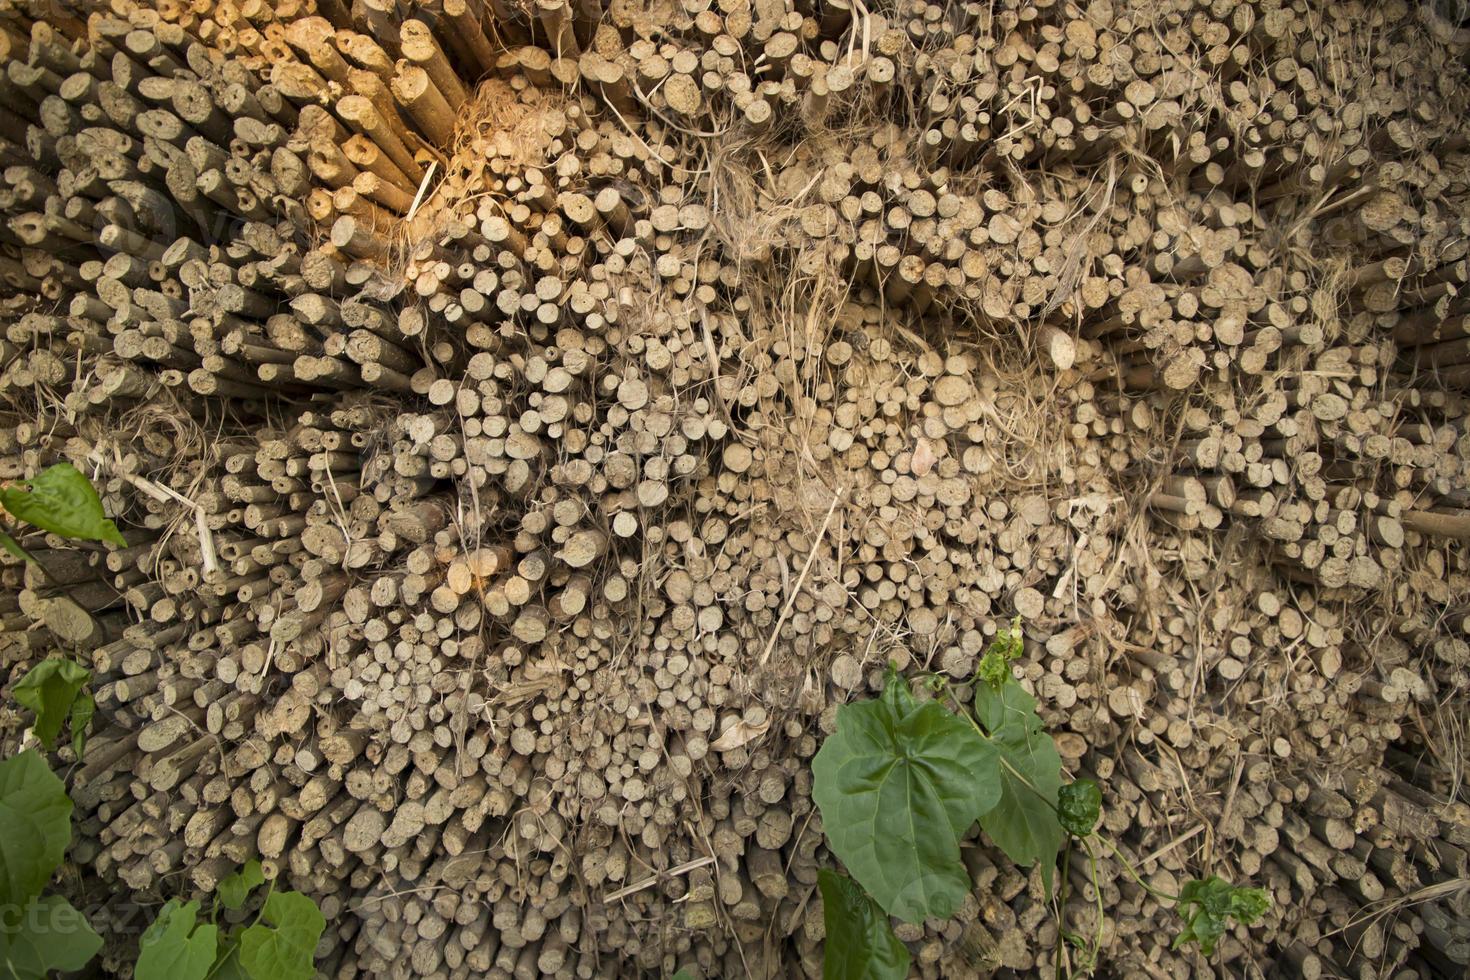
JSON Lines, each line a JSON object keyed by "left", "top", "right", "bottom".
{"left": 0, "top": 894, "right": 101, "bottom": 978}
{"left": 976, "top": 617, "right": 1024, "bottom": 689}
{"left": 1172, "top": 876, "right": 1270, "bottom": 955}
{"left": 136, "top": 898, "right": 218, "bottom": 980}
{"left": 13, "top": 659, "right": 91, "bottom": 750}
{"left": 812, "top": 669, "right": 1001, "bottom": 922}
{"left": 217, "top": 860, "right": 265, "bottom": 911}
{"left": 818, "top": 869, "right": 910, "bottom": 980}
{"left": 972, "top": 664, "right": 1038, "bottom": 733}
{"left": 1229, "top": 886, "right": 1270, "bottom": 924}
{"left": 974, "top": 676, "right": 1065, "bottom": 896}
{"left": 1057, "top": 780, "right": 1102, "bottom": 837}
{"left": 0, "top": 749, "right": 73, "bottom": 906}
{"left": 70, "top": 691, "right": 95, "bottom": 757}
{"left": 670, "top": 970, "right": 698, "bottom": 980}
{"left": 0, "top": 528, "right": 33, "bottom": 563}
{"left": 238, "top": 891, "right": 325, "bottom": 980}
{"left": 0, "top": 462, "right": 126, "bottom": 546}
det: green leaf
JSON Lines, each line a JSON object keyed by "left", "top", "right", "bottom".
{"left": 0, "top": 462, "right": 126, "bottom": 546}
{"left": 818, "top": 869, "right": 910, "bottom": 980}
{"left": 136, "top": 898, "right": 218, "bottom": 980}
{"left": 0, "top": 749, "right": 72, "bottom": 906}
{"left": 976, "top": 617, "right": 1024, "bottom": 690}
{"left": 812, "top": 669, "right": 1001, "bottom": 922}
{"left": 670, "top": 971, "right": 698, "bottom": 980}
{"left": 1057, "top": 780, "right": 1101, "bottom": 837}
{"left": 0, "top": 894, "right": 101, "bottom": 978}
{"left": 13, "top": 659, "right": 91, "bottom": 750}
{"left": 0, "top": 528, "right": 33, "bottom": 563}
{"left": 238, "top": 891, "right": 325, "bottom": 980}
{"left": 974, "top": 676, "right": 1065, "bottom": 895}
{"left": 972, "top": 665, "right": 1038, "bottom": 733}
{"left": 217, "top": 859, "right": 265, "bottom": 911}
{"left": 70, "top": 691, "right": 95, "bottom": 757}
{"left": 1229, "top": 886, "right": 1270, "bottom": 924}
{"left": 1172, "top": 876, "right": 1269, "bottom": 955}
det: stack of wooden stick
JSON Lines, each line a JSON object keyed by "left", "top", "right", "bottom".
{"left": 1, "top": 0, "right": 1468, "bottom": 977}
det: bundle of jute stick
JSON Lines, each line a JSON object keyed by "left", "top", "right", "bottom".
{"left": 2, "top": 0, "right": 1468, "bottom": 977}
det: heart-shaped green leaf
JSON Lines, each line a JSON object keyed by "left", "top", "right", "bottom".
{"left": 0, "top": 750, "right": 72, "bottom": 906}
{"left": 136, "top": 898, "right": 218, "bottom": 980}
{"left": 13, "top": 659, "right": 91, "bottom": 750}
{"left": 0, "top": 463, "right": 125, "bottom": 546}
{"left": 0, "top": 894, "right": 101, "bottom": 978}
{"left": 217, "top": 860, "right": 265, "bottom": 911}
{"left": 813, "top": 670, "right": 1001, "bottom": 922}
{"left": 974, "top": 676, "right": 1065, "bottom": 896}
{"left": 239, "top": 891, "right": 325, "bottom": 980}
